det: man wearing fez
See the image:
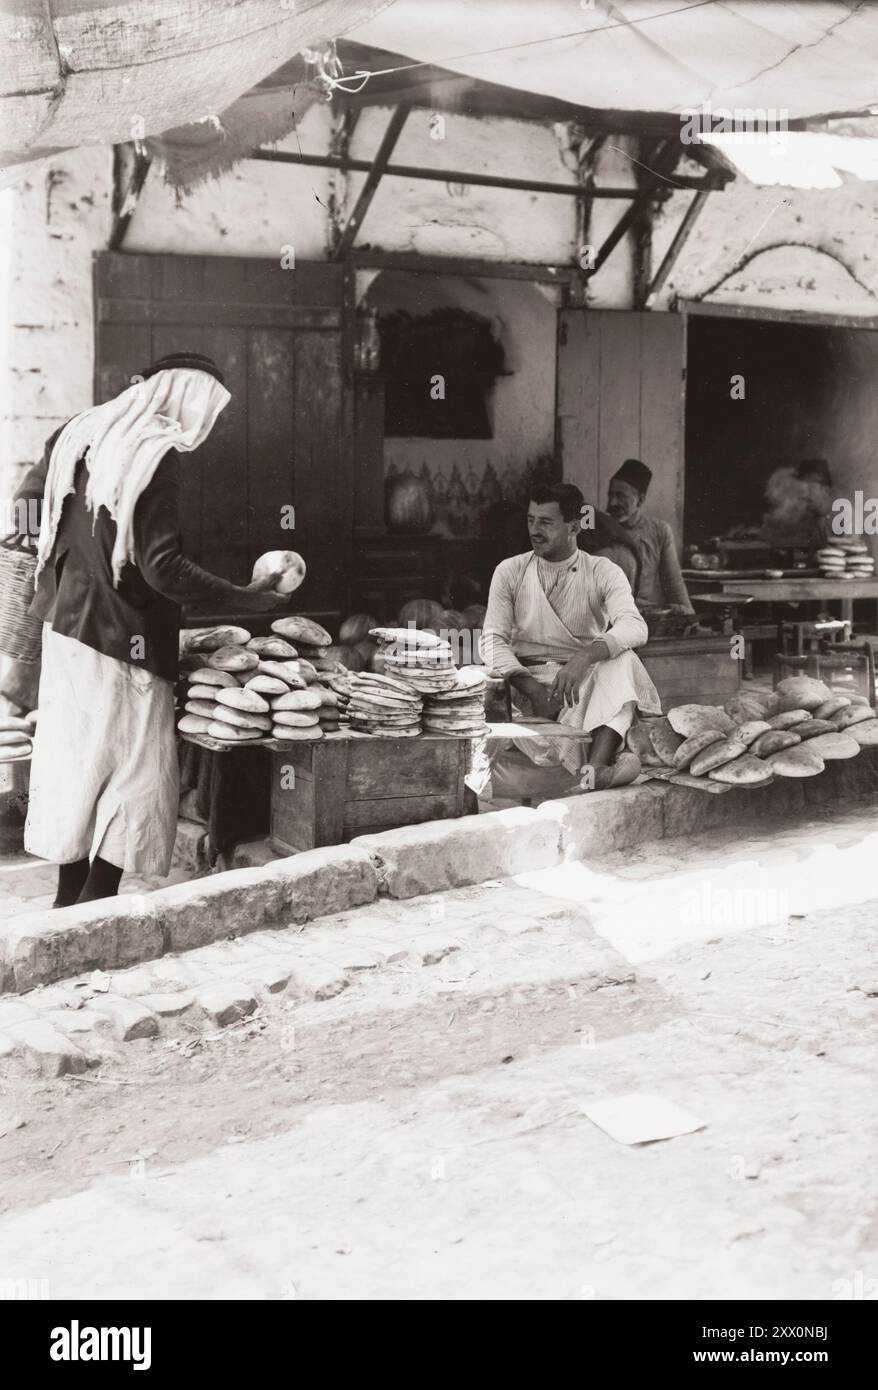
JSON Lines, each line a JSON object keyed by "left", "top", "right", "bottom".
{"left": 478, "top": 481, "right": 660, "bottom": 796}
{"left": 606, "top": 458, "right": 693, "bottom": 613}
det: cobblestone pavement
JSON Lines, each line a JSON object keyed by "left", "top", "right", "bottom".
{"left": 0, "top": 809, "right": 876, "bottom": 1298}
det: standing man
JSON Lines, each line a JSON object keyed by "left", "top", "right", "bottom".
{"left": 479, "top": 482, "right": 660, "bottom": 795}
{"left": 25, "top": 352, "right": 285, "bottom": 908}
{"left": 606, "top": 458, "right": 693, "bottom": 613}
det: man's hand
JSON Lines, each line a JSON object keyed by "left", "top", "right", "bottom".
{"left": 237, "top": 581, "right": 289, "bottom": 612}
{"left": 550, "top": 641, "right": 608, "bottom": 707}
{"left": 510, "top": 673, "right": 562, "bottom": 722}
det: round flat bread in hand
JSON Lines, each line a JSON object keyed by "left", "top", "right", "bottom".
{"left": 271, "top": 709, "right": 320, "bottom": 727}
{"left": 647, "top": 716, "right": 684, "bottom": 767}
{"left": 689, "top": 737, "right": 749, "bottom": 776}
{"left": 189, "top": 667, "right": 239, "bottom": 688}
{"left": 271, "top": 689, "right": 323, "bottom": 712}
{"left": 271, "top": 616, "right": 332, "bottom": 647}
{"left": 251, "top": 549, "right": 305, "bottom": 595}
{"left": 671, "top": 729, "right": 725, "bottom": 771}
{"left": 806, "top": 731, "right": 860, "bottom": 758}
{"left": 846, "top": 719, "right": 878, "bottom": 746}
{"left": 735, "top": 720, "right": 772, "bottom": 747}
{"left": 208, "top": 704, "right": 272, "bottom": 731}
{"left": 182, "top": 625, "right": 250, "bottom": 653}
{"left": 246, "top": 636, "right": 298, "bottom": 659}
{"left": 215, "top": 686, "right": 270, "bottom": 714}
{"left": 833, "top": 704, "right": 875, "bottom": 730}
{"left": 208, "top": 646, "right": 259, "bottom": 673}
{"left": 813, "top": 696, "right": 851, "bottom": 720}
{"left": 766, "top": 744, "right": 824, "bottom": 776}
{"left": 667, "top": 704, "right": 736, "bottom": 738}
{"left": 767, "top": 709, "right": 811, "bottom": 730}
{"left": 750, "top": 729, "right": 801, "bottom": 757}
{"left": 708, "top": 754, "right": 774, "bottom": 786}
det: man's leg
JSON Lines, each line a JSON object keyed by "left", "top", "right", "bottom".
{"left": 54, "top": 857, "right": 90, "bottom": 908}
{"left": 76, "top": 855, "right": 124, "bottom": 903}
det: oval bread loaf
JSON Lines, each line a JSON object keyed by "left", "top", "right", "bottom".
{"left": 271, "top": 689, "right": 323, "bottom": 711}
{"left": 177, "top": 714, "right": 214, "bottom": 735}
{"left": 208, "top": 704, "right": 272, "bottom": 731}
{"left": 215, "top": 687, "right": 270, "bottom": 714}
{"left": 205, "top": 721, "right": 262, "bottom": 741}
{"left": 187, "top": 684, "right": 221, "bottom": 701}
{"left": 708, "top": 754, "right": 774, "bottom": 786}
{"left": 813, "top": 696, "right": 851, "bottom": 720}
{"left": 767, "top": 709, "right": 810, "bottom": 730}
{"left": 246, "top": 636, "right": 298, "bottom": 658}
{"left": 689, "top": 737, "right": 749, "bottom": 777}
{"left": 847, "top": 718, "right": 878, "bottom": 746}
{"left": 647, "top": 716, "right": 683, "bottom": 767}
{"left": 671, "top": 729, "right": 724, "bottom": 771}
{"left": 189, "top": 667, "right": 239, "bottom": 688}
{"left": 735, "top": 720, "right": 771, "bottom": 747}
{"left": 183, "top": 625, "right": 250, "bottom": 653}
{"left": 244, "top": 674, "right": 289, "bottom": 695}
{"left": 833, "top": 705, "right": 875, "bottom": 730}
{"left": 793, "top": 719, "right": 838, "bottom": 740}
{"left": 271, "top": 710, "right": 320, "bottom": 727}
{"left": 750, "top": 729, "right": 801, "bottom": 757}
{"left": 271, "top": 616, "right": 332, "bottom": 646}
{"left": 185, "top": 699, "right": 219, "bottom": 719}
{"left": 766, "top": 744, "right": 824, "bottom": 776}
{"left": 257, "top": 660, "right": 305, "bottom": 687}
{"left": 271, "top": 725, "right": 323, "bottom": 741}
{"left": 208, "top": 646, "right": 259, "bottom": 673}
{"left": 806, "top": 731, "right": 859, "bottom": 758}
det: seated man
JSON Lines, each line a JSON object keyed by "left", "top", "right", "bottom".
{"left": 477, "top": 481, "right": 661, "bottom": 799}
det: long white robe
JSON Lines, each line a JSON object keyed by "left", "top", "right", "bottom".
{"left": 24, "top": 628, "right": 179, "bottom": 873}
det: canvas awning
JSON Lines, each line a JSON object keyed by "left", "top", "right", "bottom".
{"left": 353, "top": 0, "right": 878, "bottom": 122}
{"left": 0, "top": 0, "right": 396, "bottom": 187}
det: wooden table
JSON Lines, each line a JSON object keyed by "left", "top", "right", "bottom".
{"left": 719, "top": 577, "right": 878, "bottom": 626}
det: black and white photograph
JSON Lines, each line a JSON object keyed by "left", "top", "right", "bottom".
{"left": 0, "top": 0, "right": 877, "bottom": 1339}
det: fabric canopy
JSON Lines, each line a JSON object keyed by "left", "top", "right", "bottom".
{"left": 0, "top": 0, "right": 395, "bottom": 184}
{"left": 355, "top": 0, "right": 878, "bottom": 121}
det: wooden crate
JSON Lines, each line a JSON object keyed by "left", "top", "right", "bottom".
{"left": 640, "top": 636, "right": 741, "bottom": 710}
{"left": 269, "top": 735, "right": 470, "bottom": 851}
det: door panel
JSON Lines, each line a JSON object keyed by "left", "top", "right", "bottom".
{"left": 557, "top": 308, "right": 686, "bottom": 547}
{"left": 94, "top": 252, "right": 349, "bottom": 622}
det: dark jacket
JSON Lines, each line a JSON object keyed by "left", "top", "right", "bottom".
{"left": 29, "top": 430, "right": 249, "bottom": 682}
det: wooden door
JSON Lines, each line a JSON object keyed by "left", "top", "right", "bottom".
{"left": 556, "top": 309, "right": 686, "bottom": 548}
{"left": 93, "top": 252, "right": 352, "bottom": 624}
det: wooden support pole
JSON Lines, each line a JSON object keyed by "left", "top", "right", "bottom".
{"left": 645, "top": 188, "right": 711, "bottom": 308}
{"left": 334, "top": 105, "right": 409, "bottom": 260}
{"left": 109, "top": 145, "right": 152, "bottom": 252}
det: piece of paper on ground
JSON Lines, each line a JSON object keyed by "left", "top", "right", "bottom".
{"left": 581, "top": 1092, "right": 706, "bottom": 1145}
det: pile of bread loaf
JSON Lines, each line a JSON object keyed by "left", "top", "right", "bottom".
{"left": 816, "top": 540, "right": 875, "bottom": 579}
{"left": 629, "top": 674, "right": 878, "bottom": 788}
{"left": 177, "top": 618, "right": 344, "bottom": 744}
{"left": 0, "top": 710, "right": 37, "bottom": 762}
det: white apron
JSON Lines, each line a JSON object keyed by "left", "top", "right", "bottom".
{"left": 509, "top": 558, "right": 660, "bottom": 777}
{"left": 25, "top": 627, "right": 179, "bottom": 874}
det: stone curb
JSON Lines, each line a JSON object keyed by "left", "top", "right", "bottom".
{"left": 2, "top": 749, "right": 876, "bottom": 991}
{"left": 1, "top": 845, "right": 377, "bottom": 995}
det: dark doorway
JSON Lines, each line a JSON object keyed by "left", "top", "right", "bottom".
{"left": 684, "top": 315, "right": 878, "bottom": 546}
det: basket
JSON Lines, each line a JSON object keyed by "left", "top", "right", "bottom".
{"left": 0, "top": 542, "right": 42, "bottom": 663}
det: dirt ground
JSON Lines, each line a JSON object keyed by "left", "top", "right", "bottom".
{"left": 1, "top": 820, "right": 877, "bottom": 1299}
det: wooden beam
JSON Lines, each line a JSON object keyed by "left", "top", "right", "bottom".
{"left": 645, "top": 189, "right": 711, "bottom": 308}
{"left": 677, "top": 299, "right": 878, "bottom": 331}
{"left": 586, "top": 140, "right": 682, "bottom": 277}
{"left": 249, "top": 147, "right": 721, "bottom": 197}
{"left": 350, "top": 250, "right": 577, "bottom": 282}
{"left": 108, "top": 145, "right": 151, "bottom": 251}
{"left": 334, "top": 104, "right": 409, "bottom": 260}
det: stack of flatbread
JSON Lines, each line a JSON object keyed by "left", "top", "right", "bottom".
{"left": 370, "top": 627, "right": 458, "bottom": 699}
{"left": 343, "top": 670, "right": 424, "bottom": 738}
{"left": 816, "top": 540, "right": 875, "bottom": 578}
{"left": 422, "top": 666, "right": 488, "bottom": 736}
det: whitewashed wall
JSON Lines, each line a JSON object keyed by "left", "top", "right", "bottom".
{"left": 4, "top": 103, "right": 878, "bottom": 517}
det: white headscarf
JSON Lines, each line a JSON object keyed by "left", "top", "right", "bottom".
{"left": 35, "top": 368, "right": 230, "bottom": 586}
